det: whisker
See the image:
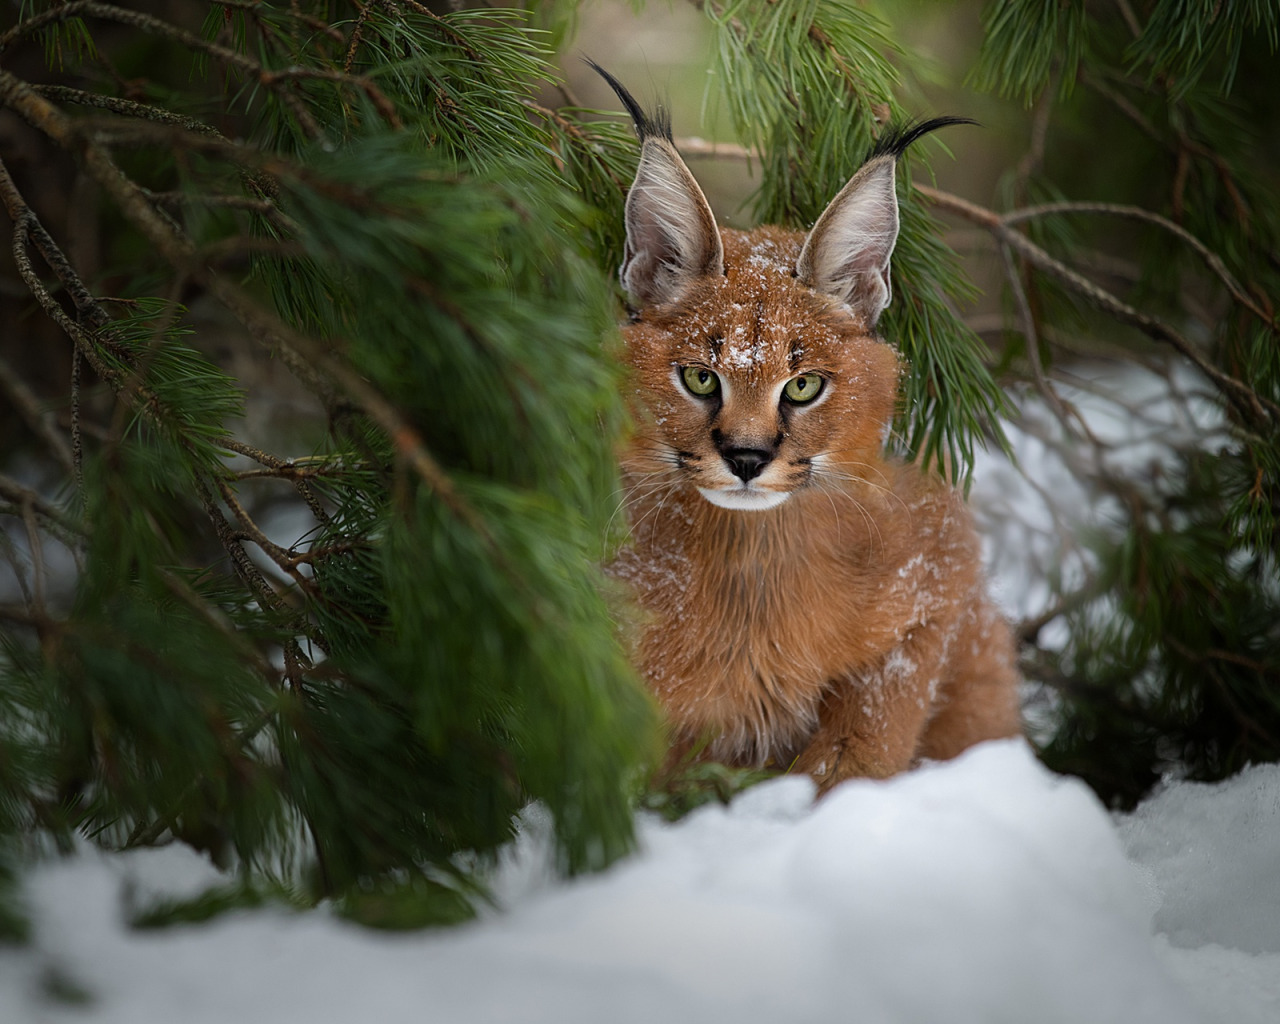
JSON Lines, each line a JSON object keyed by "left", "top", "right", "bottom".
{"left": 809, "top": 472, "right": 883, "bottom": 552}
{"left": 614, "top": 466, "right": 685, "bottom": 540}
{"left": 808, "top": 452, "right": 911, "bottom": 518}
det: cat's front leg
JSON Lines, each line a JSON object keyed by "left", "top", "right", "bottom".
{"left": 790, "top": 634, "right": 946, "bottom": 791}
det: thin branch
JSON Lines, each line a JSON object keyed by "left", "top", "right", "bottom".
{"left": 0, "top": 475, "right": 83, "bottom": 539}
{"left": 915, "top": 183, "right": 1280, "bottom": 429}
{"left": 1017, "top": 580, "right": 1103, "bottom": 646}
{"left": 21, "top": 498, "right": 48, "bottom": 615}
{"left": 0, "top": 530, "right": 34, "bottom": 610}
{"left": 5, "top": 2, "right": 395, "bottom": 140}
{"left": 216, "top": 477, "right": 318, "bottom": 593}
{"left": 70, "top": 347, "right": 83, "bottom": 501}
{"left": 195, "top": 479, "right": 293, "bottom": 617}
{"left": 0, "top": 163, "right": 110, "bottom": 333}
{"left": 143, "top": 189, "right": 300, "bottom": 235}
{"left": 0, "top": 351, "right": 75, "bottom": 476}
{"left": 1002, "top": 200, "right": 1277, "bottom": 329}
{"left": 1013, "top": 65, "right": 1058, "bottom": 203}
{"left": 33, "top": 84, "right": 221, "bottom": 135}
{"left": 343, "top": 0, "right": 374, "bottom": 74}
{"left": 998, "top": 242, "right": 1074, "bottom": 428}
{"left": 221, "top": 438, "right": 333, "bottom": 523}
{"left": 672, "top": 135, "right": 754, "bottom": 161}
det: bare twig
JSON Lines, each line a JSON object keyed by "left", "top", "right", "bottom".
{"left": 672, "top": 136, "right": 754, "bottom": 161}
{"left": 0, "top": 352, "right": 75, "bottom": 476}
{"left": 221, "top": 439, "right": 333, "bottom": 524}
{"left": 915, "top": 183, "right": 1280, "bottom": 428}
{"left": 0, "top": 530, "right": 34, "bottom": 609}
{"left": 70, "top": 348, "right": 83, "bottom": 501}
{"left": 1003, "top": 200, "right": 1277, "bottom": 329}
{"left": 1017, "top": 579, "right": 1105, "bottom": 646}
{"left": 195, "top": 479, "right": 293, "bottom": 616}
{"left": 20, "top": 498, "right": 48, "bottom": 614}
{"left": 33, "top": 84, "right": 221, "bottom": 135}
{"left": 0, "top": 475, "right": 83, "bottom": 540}
{"left": 998, "top": 242, "right": 1074, "bottom": 429}
{"left": 215, "top": 476, "right": 318, "bottom": 593}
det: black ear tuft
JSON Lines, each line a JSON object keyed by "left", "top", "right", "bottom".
{"left": 585, "top": 59, "right": 672, "bottom": 142}
{"left": 867, "top": 116, "right": 977, "bottom": 162}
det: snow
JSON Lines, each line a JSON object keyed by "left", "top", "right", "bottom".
{"left": 3, "top": 741, "right": 1280, "bottom": 1022}
{"left": 5, "top": 359, "right": 1277, "bottom": 1022}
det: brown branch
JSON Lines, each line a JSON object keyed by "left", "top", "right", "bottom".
{"left": 0, "top": 162, "right": 110, "bottom": 332}
{"left": 144, "top": 189, "right": 299, "bottom": 236}
{"left": 21, "top": 497, "right": 48, "bottom": 615}
{"left": 343, "top": 0, "right": 374, "bottom": 74}
{"left": 33, "top": 84, "right": 221, "bottom": 135}
{"left": 216, "top": 477, "right": 318, "bottom": 593}
{"left": 231, "top": 464, "right": 341, "bottom": 481}
{"left": 70, "top": 348, "right": 84, "bottom": 499}
{"left": 195, "top": 479, "right": 293, "bottom": 616}
{"left": 1013, "top": 65, "right": 1058, "bottom": 204}
{"left": 0, "top": 475, "right": 83, "bottom": 539}
{"left": 0, "top": 603, "right": 57, "bottom": 630}
{"left": 0, "top": 3, "right": 319, "bottom": 140}
{"left": 0, "top": 2, "right": 408, "bottom": 140}
{"left": 0, "top": 526, "right": 35, "bottom": 609}
{"left": 671, "top": 135, "right": 755, "bottom": 161}
{"left": 220, "top": 439, "right": 335, "bottom": 524}
{"left": 915, "top": 183, "right": 1280, "bottom": 429}
{"left": 0, "top": 351, "right": 75, "bottom": 475}
{"left": 1002, "top": 200, "right": 1278, "bottom": 330}
{"left": 997, "top": 242, "right": 1073, "bottom": 427}
{"left": 1017, "top": 580, "right": 1105, "bottom": 646}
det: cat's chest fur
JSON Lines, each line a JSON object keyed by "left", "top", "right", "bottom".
{"left": 607, "top": 471, "right": 982, "bottom": 764}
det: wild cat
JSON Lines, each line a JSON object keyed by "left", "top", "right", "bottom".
{"left": 595, "top": 66, "right": 1022, "bottom": 792}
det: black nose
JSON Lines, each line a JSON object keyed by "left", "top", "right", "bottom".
{"left": 723, "top": 448, "right": 772, "bottom": 482}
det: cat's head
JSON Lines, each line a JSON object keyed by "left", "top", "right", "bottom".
{"left": 595, "top": 64, "right": 965, "bottom": 512}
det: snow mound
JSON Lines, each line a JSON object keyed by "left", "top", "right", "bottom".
{"left": 1117, "top": 764, "right": 1280, "bottom": 955}
{"left": 2, "top": 740, "right": 1208, "bottom": 1024}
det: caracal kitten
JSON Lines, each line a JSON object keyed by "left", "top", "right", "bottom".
{"left": 596, "top": 67, "right": 1022, "bottom": 792}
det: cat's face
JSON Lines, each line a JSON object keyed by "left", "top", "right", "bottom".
{"left": 594, "top": 69, "right": 946, "bottom": 513}
{"left": 622, "top": 229, "right": 899, "bottom": 511}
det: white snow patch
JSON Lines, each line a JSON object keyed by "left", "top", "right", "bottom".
{"left": 9, "top": 741, "right": 1280, "bottom": 1022}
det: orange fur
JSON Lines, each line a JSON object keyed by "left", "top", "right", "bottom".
{"left": 597, "top": 89, "right": 1022, "bottom": 791}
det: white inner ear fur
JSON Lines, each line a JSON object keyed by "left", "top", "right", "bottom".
{"left": 621, "top": 138, "right": 724, "bottom": 308}
{"left": 796, "top": 157, "right": 900, "bottom": 326}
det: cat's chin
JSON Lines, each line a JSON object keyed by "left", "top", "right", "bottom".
{"left": 697, "top": 487, "right": 791, "bottom": 511}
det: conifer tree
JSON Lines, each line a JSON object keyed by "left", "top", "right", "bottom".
{"left": 1, "top": 0, "right": 1276, "bottom": 940}
{"left": 956, "top": 0, "right": 1280, "bottom": 805}
{"left": 0, "top": 0, "right": 667, "bottom": 930}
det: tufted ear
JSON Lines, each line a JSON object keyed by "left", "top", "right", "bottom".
{"left": 796, "top": 155, "right": 900, "bottom": 326}
{"left": 590, "top": 62, "right": 723, "bottom": 308}
{"left": 797, "top": 117, "right": 974, "bottom": 327}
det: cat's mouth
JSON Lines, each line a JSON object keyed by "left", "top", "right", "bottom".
{"left": 697, "top": 485, "right": 791, "bottom": 511}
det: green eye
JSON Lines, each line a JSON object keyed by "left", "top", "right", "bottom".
{"left": 783, "top": 373, "right": 824, "bottom": 403}
{"left": 681, "top": 366, "right": 720, "bottom": 397}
